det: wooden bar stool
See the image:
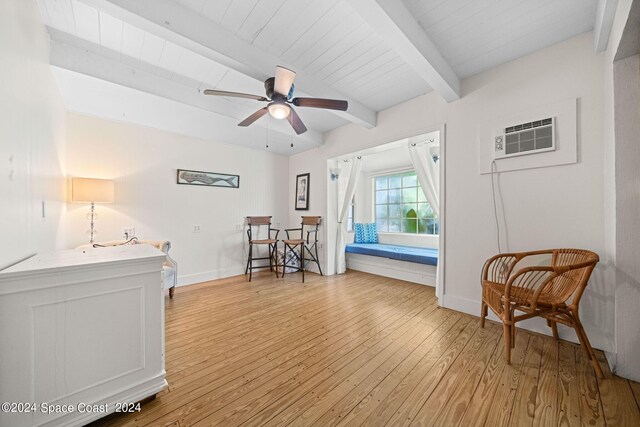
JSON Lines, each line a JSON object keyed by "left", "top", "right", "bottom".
{"left": 245, "top": 216, "right": 279, "bottom": 281}
{"left": 282, "top": 216, "right": 323, "bottom": 282}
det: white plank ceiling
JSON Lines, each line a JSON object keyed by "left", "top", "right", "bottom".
{"left": 37, "top": 0, "right": 601, "bottom": 154}
{"left": 401, "top": 0, "right": 599, "bottom": 78}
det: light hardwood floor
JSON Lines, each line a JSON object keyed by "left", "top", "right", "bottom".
{"left": 94, "top": 270, "right": 640, "bottom": 426}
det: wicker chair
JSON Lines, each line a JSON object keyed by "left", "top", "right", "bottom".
{"left": 480, "top": 248, "right": 603, "bottom": 378}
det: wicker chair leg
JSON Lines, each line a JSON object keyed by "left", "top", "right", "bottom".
{"left": 503, "top": 321, "right": 512, "bottom": 364}
{"left": 510, "top": 307, "right": 517, "bottom": 348}
{"left": 572, "top": 313, "right": 604, "bottom": 379}
{"left": 547, "top": 319, "right": 559, "bottom": 340}
{"left": 480, "top": 301, "right": 487, "bottom": 328}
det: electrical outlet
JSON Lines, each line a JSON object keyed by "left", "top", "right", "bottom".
{"left": 319, "top": 243, "right": 323, "bottom": 249}
{"left": 276, "top": 222, "right": 281, "bottom": 227}
{"left": 193, "top": 224, "right": 201, "bottom": 233}
{"left": 235, "top": 224, "right": 242, "bottom": 231}
{"left": 123, "top": 227, "right": 135, "bottom": 239}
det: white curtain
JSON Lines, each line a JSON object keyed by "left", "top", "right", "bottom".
{"left": 335, "top": 157, "right": 363, "bottom": 274}
{"left": 408, "top": 142, "right": 439, "bottom": 217}
{"left": 408, "top": 139, "right": 441, "bottom": 299}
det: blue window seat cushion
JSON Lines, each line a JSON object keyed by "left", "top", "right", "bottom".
{"left": 345, "top": 243, "right": 438, "bottom": 266}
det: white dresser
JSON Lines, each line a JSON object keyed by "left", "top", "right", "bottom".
{"left": 0, "top": 245, "right": 168, "bottom": 427}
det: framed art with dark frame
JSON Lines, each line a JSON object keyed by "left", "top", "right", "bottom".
{"left": 177, "top": 169, "right": 239, "bottom": 188}
{"left": 295, "top": 173, "right": 310, "bottom": 210}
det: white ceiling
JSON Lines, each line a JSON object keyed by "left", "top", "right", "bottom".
{"left": 174, "top": 0, "right": 433, "bottom": 111}
{"left": 402, "top": 0, "right": 599, "bottom": 78}
{"left": 37, "top": 0, "right": 603, "bottom": 155}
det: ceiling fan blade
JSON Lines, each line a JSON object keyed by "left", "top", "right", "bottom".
{"left": 238, "top": 107, "right": 269, "bottom": 127}
{"left": 204, "top": 89, "right": 267, "bottom": 102}
{"left": 287, "top": 108, "right": 308, "bottom": 135}
{"left": 292, "top": 97, "right": 348, "bottom": 111}
{"left": 274, "top": 66, "right": 296, "bottom": 97}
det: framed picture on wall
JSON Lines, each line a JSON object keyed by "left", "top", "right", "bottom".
{"left": 295, "top": 173, "right": 310, "bottom": 210}
{"left": 176, "top": 169, "right": 239, "bottom": 188}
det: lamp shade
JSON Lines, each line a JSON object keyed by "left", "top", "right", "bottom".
{"left": 71, "top": 177, "right": 114, "bottom": 203}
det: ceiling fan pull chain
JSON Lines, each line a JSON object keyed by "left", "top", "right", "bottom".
{"left": 266, "top": 116, "right": 270, "bottom": 149}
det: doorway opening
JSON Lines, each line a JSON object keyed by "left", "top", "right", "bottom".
{"left": 325, "top": 126, "right": 446, "bottom": 301}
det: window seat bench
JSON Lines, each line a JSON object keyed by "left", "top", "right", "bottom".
{"left": 345, "top": 243, "right": 438, "bottom": 285}
{"left": 345, "top": 243, "right": 438, "bottom": 265}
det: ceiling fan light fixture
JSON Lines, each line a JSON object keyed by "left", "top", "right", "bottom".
{"left": 267, "top": 102, "right": 291, "bottom": 120}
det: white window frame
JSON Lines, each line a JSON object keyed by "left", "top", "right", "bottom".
{"left": 372, "top": 170, "right": 439, "bottom": 235}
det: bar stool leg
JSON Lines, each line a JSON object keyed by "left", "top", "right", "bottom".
{"left": 248, "top": 244, "right": 253, "bottom": 282}
{"left": 245, "top": 244, "right": 251, "bottom": 275}
{"left": 301, "top": 244, "right": 305, "bottom": 283}
{"left": 282, "top": 243, "right": 288, "bottom": 279}
{"left": 272, "top": 242, "right": 279, "bottom": 279}
{"left": 314, "top": 243, "right": 323, "bottom": 276}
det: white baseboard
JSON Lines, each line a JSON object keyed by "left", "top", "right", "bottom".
{"left": 177, "top": 261, "right": 324, "bottom": 287}
{"left": 604, "top": 351, "right": 617, "bottom": 372}
{"left": 441, "top": 293, "right": 614, "bottom": 353}
{"left": 346, "top": 253, "right": 436, "bottom": 286}
{"left": 177, "top": 266, "right": 245, "bottom": 286}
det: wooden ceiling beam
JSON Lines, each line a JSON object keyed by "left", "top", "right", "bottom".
{"left": 76, "top": 0, "right": 377, "bottom": 128}
{"left": 594, "top": 0, "right": 619, "bottom": 52}
{"left": 347, "top": 0, "right": 461, "bottom": 102}
{"left": 49, "top": 31, "right": 324, "bottom": 148}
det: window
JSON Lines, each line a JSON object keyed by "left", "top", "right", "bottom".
{"left": 375, "top": 171, "right": 438, "bottom": 235}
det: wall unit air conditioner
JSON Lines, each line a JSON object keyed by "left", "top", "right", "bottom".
{"left": 494, "top": 117, "right": 555, "bottom": 159}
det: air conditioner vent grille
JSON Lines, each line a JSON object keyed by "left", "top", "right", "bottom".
{"left": 495, "top": 117, "right": 555, "bottom": 159}
{"left": 505, "top": 117, "right": 553, "bottom": 134}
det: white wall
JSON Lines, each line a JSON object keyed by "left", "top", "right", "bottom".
{"left": 600, "top": 0, "right": 640, "bottom": 381}
{"left": 0, "top": 0, "right": 67, "bottom": 269}
{"left": 287, "top": 147, "right": 327, "bottom": 274}
{"left": 612, "top": 53, "right": 640, "bottom": 381}
{"left": 65, "top": 113, "right": 289, "bottom": 285}
{"left": 289, "top": 32, "right": 613, "bottom": 351}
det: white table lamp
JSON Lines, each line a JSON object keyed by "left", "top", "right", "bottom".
{"left": 71, "top": 177, "right": 114, "bottom": 243}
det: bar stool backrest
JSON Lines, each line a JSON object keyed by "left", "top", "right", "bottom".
{"left": 246, "top": 216, "right": 272, "bottom": 242}
{"left": 301, "top": 216, "right": 321, "bottom": 243}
